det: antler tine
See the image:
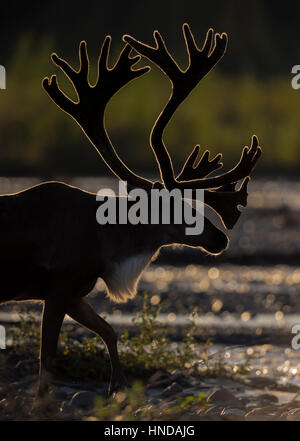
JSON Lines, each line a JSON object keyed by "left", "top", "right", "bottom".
{"left": 43, "top": 37, "right": 154, "bottom": 191}
{"left": 199, "top": 28, "right": 214, "bottom": 57}
{"left": 42, "top": 75, "right": 77, "bottom": 115}
{"left": 97, "top": 35, "right": 111, "bottom": 79}
{"left": 79, "top": 40, "right": 89, "bottom": 80}
{"left": 177, "top": 134, "right": 262, "bottom": 190}
{"left": 46, "top": 38, "right": 151, "bottom": 110}
{"left": 42, "top": 41, "right": 91, "bottom": 119}
{"left": 123, "top": 24, "right": 227, "bottom": 89}
{"left": 177, "top": 146, "right": 223, "bottom": 181}
{"left": 123, "top": 29, "right": 181, "bottom": 81}
{"left": 183, "top": 25, "right": 228, "bottom": 77}
{"left": 95, "top": 37, "right": 149, "bottom": 96}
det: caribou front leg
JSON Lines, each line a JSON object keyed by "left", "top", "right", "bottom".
{"left": 37, "top": 297, "right": 66, "bottom": 400}
{"left": 67, "top": 298, "right": 127, "bottom": 396}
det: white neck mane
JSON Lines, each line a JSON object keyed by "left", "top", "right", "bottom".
{"left": 103, "top": 253, "right": 158, "bottom": 303}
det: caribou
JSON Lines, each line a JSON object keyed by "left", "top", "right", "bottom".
{"left": 0, "top": 24, "right": 261, "bottom": 397}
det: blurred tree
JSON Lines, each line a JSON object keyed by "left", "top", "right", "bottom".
{"left": 0, "top": 2, "right": 299, "bottom": 176}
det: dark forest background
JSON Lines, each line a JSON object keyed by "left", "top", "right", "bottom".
{"left": 0, "top": 1, "right": 299, "bottom": 178}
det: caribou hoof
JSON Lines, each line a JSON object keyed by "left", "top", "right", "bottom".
{"left": 108, "top": 374, "right": 129, "bottom": 397}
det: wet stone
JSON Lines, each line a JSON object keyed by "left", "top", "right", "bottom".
{"left": 147, "top": 370, "right": 173, "bottom": 389}
{"left": 286, "top": 408, "right": 300, "bottom": 421}
{"left": 146, "top": 397, "right": 162, "bottom": 405}
{"left": 68, "top": 391, "right": 98, "bottom": 410}
{"left": 246, "top": 377, "right": 280, "bottom": 390}
{"left": 259, "top": 393, "right": 278, "bottom": 404}
{"left": 208, "top": 388, "right": 241, "bottom": 405}
{"left": 0, "top": 398, "right": 8, "bottom": 411}
{"left": 202, "top": 405, "right": 224, "bottom": 416}
{"left": 55, "top": 386, "right": 80, "bottom": 399}
{"left": 245, "top": 408, "right": 268, "bottom": 421}
{"left": 161, "top": 382, "right": 183, "bottom": 398}
{"left": 221, "top": 408, "right": 245, "bottom": 420}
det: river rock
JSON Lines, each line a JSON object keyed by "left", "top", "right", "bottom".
{"left": 68, "top": 391, "right": 98, "bottom": 410}
{"left": 259, "top": 393, "right": 278, "bottom": 404}
{"left": 221, "top": 408, "right": 245, "bottom": 420}
{"left": 161, "top": 382, "right": 183, "bottom": 398}
{"left": 245, "top": 408, "right": 267, "bottom": 421}
{"left": 208, "top": 388, "right": 241, "bottom": 405}
{"left": 147, "top": 371, "right": 173, "bottom": 389}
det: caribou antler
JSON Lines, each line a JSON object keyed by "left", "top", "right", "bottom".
{"left": 43, "top": 38, "right": 153, "bottom": 190}
{"left": 43, "top": 27, "right": 261, "bottom": 229}
{"left": 123, "top": 24, "right": 261, "bottom": 190}
{"left": 177, "top": 146, "right": 223, "bottom": 181}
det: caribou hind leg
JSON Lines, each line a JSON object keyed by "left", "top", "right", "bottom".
{"left": 67, "top": 298, "right": 127, "bottom": 396}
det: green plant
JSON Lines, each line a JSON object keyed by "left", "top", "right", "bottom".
{"left": 11, "top": 306, "right": 40, "bottom": 357}
{"left": 56, "top": 334, "right": 109, "bottom": 380}
{"left": 166, "top": 393, "right": 209, "bottom": 416}
{"left": 119, "top": 293, "right": 200, "bottom": 375}
{"left": 94, "top": 381, "right": 147, "bottom": 421}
